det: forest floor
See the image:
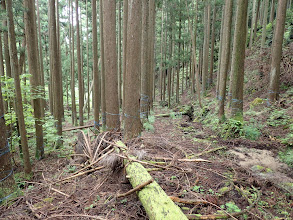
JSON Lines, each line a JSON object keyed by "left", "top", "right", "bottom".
{"left": 1, "top": 44, "right": 293, "bottom": 219}
{"left": 0, "top": 97, "right": 292, "bottom": 219}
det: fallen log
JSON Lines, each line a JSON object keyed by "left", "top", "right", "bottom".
{"left": 116, "top": 141, "right": 187, "bottom": 220}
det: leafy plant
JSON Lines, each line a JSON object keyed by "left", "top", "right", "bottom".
{"left": 279, "top": 148, "right": 293, "bottom": 168}
{"left": 220, "top": 201, "right": 241, "bottom": 213}
{"left": 143, "top": 115, "right": 155, "bottom": 132}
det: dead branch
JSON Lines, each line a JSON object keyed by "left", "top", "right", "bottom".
{"left": 117, "top": 179, "right": 154, "bottom": 198}
{"left": 169, "top": 196, "right": 209, "bottom": 205}
{"left": 63, "top": 124, "right": 95, "bottom": 132}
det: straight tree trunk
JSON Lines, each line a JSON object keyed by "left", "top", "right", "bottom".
{"left": 86, "top": 0, "right": 90, "bottom": 119}
{"left": 36, "top": 0, "right": 45, "bottom": 115}
{"left": 230, "top": 0, "right": 248, "bottom": 120}
{"left": 75, "top": 0, "right": 84, "bottom": 126}
{"left": 1, "top": 1, "right": 12, "bottom": 78}
{"left": 268, "top": 0, "right": 288, "bottom": 103}
{"left": 141, "top": 0, "right": 150, "bottom": 119}
{"left": 218, "top": 0, "right": 233, "bottom": 120}
{"left": 176, "top": 4, "right": 181, "bottom": 104}
{"left": 261, "top": 0, "right": 270, "bottom": 48}
{"left": 118, "top": 0, "right": 122, "bottom": 108}
{"left": 122, "top": 0, "right": 128, "bottom": 119}
{"left": 100, "top": 0, "right": 106, "bottom": 129}
{"left": 0, "top": 33, "right": 4, "bottom": 77}
{"left": 124, "top": 0, "right": 142, "bottom": 140}
{"left": 24, "top": 0, "right": 44, "bottom": 159}
{"left": 103, "top": 0, "right": 120, "bottom": 130}
{"left": 92, "top": 0, "right": 100, "bottom": 129}
{"left": 159, "top": 2, "right": 165, "bottom": 101}
{"left": 49, "top": 0, "right": 62, "bottom": 146}
{"left": 202, "top": 0, "right": 211, "bottom": 93}
{"left": 209, "top": 4, "right": 216, "bottom": 87}
{"left": 252, "top": 0, "right": 261, "bottom": 46}
{"left": 70, "top": 0, "right": 77, "bottom": 126}
{"left": 6, "top": 0, "right": 32, "bottom": 174}
{"left": 216, "top": 6, "right": 225, "bottom": 96}
{"left": 148, "top": 0, "right": 155, "bottom": 109}
{"left": 269, "top": 0, "right": 275, "bottom": 23}
{"left": 187, "top": 0, "right": 202, "bottom": 108}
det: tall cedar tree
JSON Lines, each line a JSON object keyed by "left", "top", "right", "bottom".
{"left": 103, "top": 0, "right": 120, "bottom": 130}
{"left": 268, "top": 0, "right": 288, "bottom": 103}
{"left": 92, "top": 0, "right": 100, "bottom": 129}
{"left": 218, "top": 0, "right": 233, "bottom": 120}
{"left": 75, "top": 0, "right": 84, "bottom": 126}
{"left": 100, "top": 0, "right": 106, "bottom": 129}
{"left": 124, "top": 0, "right": 142, "bottom": 140}
{"left": 230, "top": 0, "right": 248, "bottom": 120}
{"left": 49, "top": 0, "right": 63, "bottom": 145}
{"left": 141, "top": 0, "right": 150, "bottom": 119}
{"left": 24, "top": 0, "right": 44, "bottom": 159}
{"left": 202, "top": 0, "right": 211, "bottom": 93}
{"left": 6, "top": 0, "right": 32, "bottom": 173}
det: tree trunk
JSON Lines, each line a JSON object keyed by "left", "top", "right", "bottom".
{"left": 148, "top": 0, "right": 155, "bottom": 110}
{"left": 103, "top": 0, "right": 120, "bottom": 130}
{"left": 141, "top": 0, "right": 150, "bottom": 119}
{"left": 230, "top": 0, "right": 248, "bottom": 120}
{"left": 252, "top": 0, "right": 261, "bottom": 46}
{"left": 159, "top": 2, "right": 165, "bottom": 101}
{"left": 218, "top": 0, "right": 233, "bottom": 120}
{"left": 92, "top": 0, "right": 100, "bottom": 130}
{"left": 36, "top": 0, "right": 45, "bottom": 115}
{"left": 202, "top": 0, "right": 211, "bottom": 93}
{"left": 100, "top": 0, "right": 106, "bottom": 130}
{"left": 176, "top": 2, "right": 181, "bottom": 104}
{"left": 209, "top": 3, "right": 216, "bottom": 87}
{"left": 6, "top": 0, "right": 32, "bottom": 174}
{"left": 118, "top": 0, "right": 122, "bottom": 108}
{"left": 24, "top": 0, "right": 44, "bottom": 159}
{"left": 124, "top": 0, "right": 142, "bottom": 140}
{"left": 122, "top": 0, "right": 128, "bottom": 121}
{"left": 1, "top": 1, "right": 12, "bottom": 78}
{"left": 75, "top": 0, "right": 84, "bottom": 126}
{"left": 0, "top": 33, "right": 4, "bottom": 77}
{"left": 268, "top": 0, "right": 288, "bottom": 103}
{"left": 187, "top": 0, "right": 202, "bottom": 108}
{"left": 269, "top": 0, "right": 276, "bottom": 24}
{"left": 216, "top": 5, "right": 225, "bottom": 96}
{"left": 261, "top": 0, "right": 270, "bottom": 48}
{"left": 86, "top": 0, "right": 90, "bottom": 120}
{"left": 49, "top": 0, "right": 62, "bottom": 146}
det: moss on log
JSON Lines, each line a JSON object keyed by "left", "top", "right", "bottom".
{"left": 116, "top": 141, "right": 187, "bottom": 220}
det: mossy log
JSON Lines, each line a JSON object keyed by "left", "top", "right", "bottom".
{"left": 117, "top": 141, "right": 187, "bottom": 220}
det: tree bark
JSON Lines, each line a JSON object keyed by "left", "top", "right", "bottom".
{"left": 122, "top": 0, "right": 128, "bottom": 120}
{"left": 70, "top": 0, "right": 77, "bottom": 126}
{"left": 141, "top": 0, "right": 150, "bottom": 119}
{"left": 261, "top": 0, "right": 270, "bottom": 48}
{"left": 24, "top": 0, "right": 44, "bottom": 159}
{"left": 118, "top": 0, "right": 122, "bottom": 108}
{"left": 202, "top": 0, "right": 211, "bottom": 93}
{"left": 0, "top": 33, "right": 4, "bottom": 77}
{"left": 124, "top": 0, "right": 142, "bottom": 140}
{"left": 103, "top": 0, "right": 120, "bottom": 130}
{"left": 230, "top": 0, "right": 248, "bottom": 120}
{"left": 209, "top": 3, "right": 216, "bottom": 87}
{"left": 75, "top": 0, "right": 84, "bottom": 126}
{"left": 268, "top": 0, "right": 288, "bottom": 103}
{"left": 218, "top": 0, "right": 233, "bottom": 120}
{"left": 100, "top": 0, "right": 106, "bottom": 130}
{"left": 49, "top": 0, "right": 62, "bottom": 146}
{"left": 6, "top": 0, "right": 32, "bottom": 174}
{"left": 92, "top": 0, "right": 100, "bottom": 130}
